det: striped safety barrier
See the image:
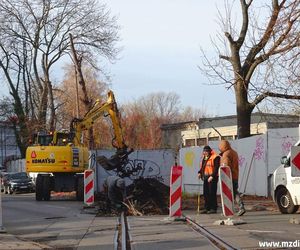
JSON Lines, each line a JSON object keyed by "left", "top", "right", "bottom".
{"left": 84, "top": 169, "right": 94, "bottom": 206}
{"left": 169, "top": 165, "right": 183, "bottom": 217}
{"left": 219, "top": 165, "right": 234, "bottom": 217}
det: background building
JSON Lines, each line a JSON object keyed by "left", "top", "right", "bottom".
{"left": 0, "top": 121, "right": 20, "bottom": 168}
{"left": 161, "top": 113, "right": 300, "bottom": 149}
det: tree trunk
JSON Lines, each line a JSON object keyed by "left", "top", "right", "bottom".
{"left": 47, "top": 78, "right": 56, "bottom": 131}
{"left": 37, "top": 81, "right": 48, "bottom": 130}
{"left": 235, "top": 79, "right": 254, "bottom": 139}
{"left": 236, "top": 106, "right": 252, "bottom": 138}
{"left": 69, "top": 33, "right": 94, "bottom": 149}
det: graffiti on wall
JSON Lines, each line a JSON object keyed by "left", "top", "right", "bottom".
{"left": 254, "top": 137, "right": 264, "bottom": 161}
{"left": 103, "top": 158, "right": 165, "bottom": 183}
{"left": 238, "top": 155, "right": 246, "bottom": 168}
{"left": 184, "top": 151, "right": 195, "bottom": 167}
{"left": 238, "top": 137, "right": 264, "bottom": 170}
{"left": 281, "top": 136, "right": 297, "bottom": 156}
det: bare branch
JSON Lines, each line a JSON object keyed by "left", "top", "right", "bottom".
{"left": 244, "top": 0, "right": 285, "bottom": 68}
{"left": 225, "top": 32, "right": 235, "bottom": 44}
{"left": 236, "top": 0, "right": 251, "bottom": 48}
{"left": 252, "top": 91, "right": 300, "bottom": 107}
{"left": 219, "top": 54, "right": 231, "bottom": 61}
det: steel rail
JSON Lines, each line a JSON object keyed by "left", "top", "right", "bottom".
{"left": 120, "top": 212, "right": 127, "bottom": 250}
{"left": 114, "top": 212, "right": 131, "bottom": 250}
{"left": 113, "top": 216, "right": 119, "bottom": 250}
{"left": 185, "top": 216, "right": 238, "bottom": 250}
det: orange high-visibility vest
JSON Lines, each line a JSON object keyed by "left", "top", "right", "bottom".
{"left": 200, "top": 152, "right": 218, "bottom": 176}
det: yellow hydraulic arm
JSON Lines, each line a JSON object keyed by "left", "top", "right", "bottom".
{"left": 70, "top": 90, "right": 126, "bottom": 150}
{"left": 70, "top": 90, "right": 135, "bottom": 177}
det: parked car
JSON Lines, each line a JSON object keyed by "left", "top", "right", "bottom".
{"left": 2, "top": 172, "right": 35, "bottom": 194}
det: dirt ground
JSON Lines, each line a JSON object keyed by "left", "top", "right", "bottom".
{"left": 182, "top": 194, "right": 279, "bottom": 212}
{"left": 50, "top": 184, "right": 279, "bottom": 215}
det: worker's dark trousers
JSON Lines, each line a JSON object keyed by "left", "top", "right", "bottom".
{"left": 203, "top": 177, "right": 218, "bottom": 211}
{"left": 232, "top": 180, "right": 245, "bottom": 210}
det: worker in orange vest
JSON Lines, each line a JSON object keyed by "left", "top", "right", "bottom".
{"left": 198, "top": 145, "right": 220, "bottom": 214}
{"left": 219, "top": 140, "right": 246, "bottom": 216}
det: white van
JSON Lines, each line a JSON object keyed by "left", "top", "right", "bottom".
{"left": 271, "top": 142, "right": 300, "bottom": 214}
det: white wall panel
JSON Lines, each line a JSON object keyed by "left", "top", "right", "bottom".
{"left": 92, "top": 149, "right": 174, "bottom": 192}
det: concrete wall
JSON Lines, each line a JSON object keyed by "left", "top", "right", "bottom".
{"left": 179, "top": 127, "right": 299, "bottom": 197}
{"left": 91, "top": 149, "right": 175, "bottom": 192}
{"left": 266, "top": 127, "right": 299, "bottom": 174}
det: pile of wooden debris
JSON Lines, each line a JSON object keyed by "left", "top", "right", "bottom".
{"left": 125, "top": 177, "right": 169, "bottom": 215}
{"left": 96, "top": 177, "right": 169, "bottom": 216}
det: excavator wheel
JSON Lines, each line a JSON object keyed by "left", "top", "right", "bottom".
{"left": 35, "top": 175, "right": 43, "bottom": 201}
{"left": 43, "top": 175, "right": 51, "bottom": 201}
{"left": 76, "top": 175, "right": 84, "bottom": 201}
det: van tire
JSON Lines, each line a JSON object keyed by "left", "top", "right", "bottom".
{"left": 276, "top": 188, "right": 299, "bottom": 214}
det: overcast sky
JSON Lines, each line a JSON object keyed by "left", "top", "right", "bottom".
{"left": 102, "top": 0, "right": 237, "bottom": 116}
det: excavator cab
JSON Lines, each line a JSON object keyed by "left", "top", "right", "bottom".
{"left": 31, "top": 131, "right": 71, "bottom": 146}
{"left": 30, "top": 131, "right": 53, "bottom": 146}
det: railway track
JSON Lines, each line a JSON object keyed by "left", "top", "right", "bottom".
{"left": 114, "top": 212, "right": 237, "bottom": 249}
{"left": 114, "top": 212, "right": 131, "bottom": 250}
{"left": 185, "top": 215, "right": 238, "bottom": 250}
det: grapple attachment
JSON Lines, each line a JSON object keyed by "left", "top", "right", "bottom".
{"left": 96, "top": 148, "right": 134, "bottom": 177}
{"left": 96, "top": 154, "right": 122, "bottom": 171}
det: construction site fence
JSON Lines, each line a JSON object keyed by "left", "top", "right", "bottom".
{"left": 180, "top": 126, "right": 300, "bottom": 197}
{"left": 5, "top": 126, "right": 300, "bottom": 197}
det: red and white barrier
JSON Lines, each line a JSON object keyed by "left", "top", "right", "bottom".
{"left": 169, "top": 165, "right": 183, "bottom": 217}
{"left": 84, "top": 169, "right": 94, "bottom": 206}
{"left": 219, "top": 165, "right": 234, "bottom": 217}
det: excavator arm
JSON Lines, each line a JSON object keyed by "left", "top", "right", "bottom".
{"left": 70, "top": 90, "right": 134, "bottom": 176}
{"left": 70, "top": 91, "right": 126, "bottom": 149}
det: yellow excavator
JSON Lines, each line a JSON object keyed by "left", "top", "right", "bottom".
{"left": 26, "top": 90, "right": 132, "bottom": 201}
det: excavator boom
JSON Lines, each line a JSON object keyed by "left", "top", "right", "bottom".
{"left": 70, "top": 91, "right": 126, "bottom": 150}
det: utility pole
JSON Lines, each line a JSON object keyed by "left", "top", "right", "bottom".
{"left": 0, "top": 179, "right": 6, "bottom": 233}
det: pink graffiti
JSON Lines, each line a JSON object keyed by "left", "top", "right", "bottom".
{"left": 282, "top": 136, "right": 296, "bottom": 155}
{"left": 238, "top": 155, "right": 246, "bottom": 168}
{"left": 254, "top": 137, "right": 264, "bottom": 161}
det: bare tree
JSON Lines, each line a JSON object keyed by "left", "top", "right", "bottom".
{"left": 122, "top": 92, "right": 207, "bottom": 149}
{"left": 56, "top": 63, "right": 110, "bottom": 148}
{"left": 138, "top": 92, "right": 181, "bottom": 121}
{"left": 0, "top": 0, "right": 119, "bottom": 155}
{"left": 179, "top": 106, "right": 208, "bottom": 122}
{"left": 201, "top": 0, "right": 300, "bottom": 138}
